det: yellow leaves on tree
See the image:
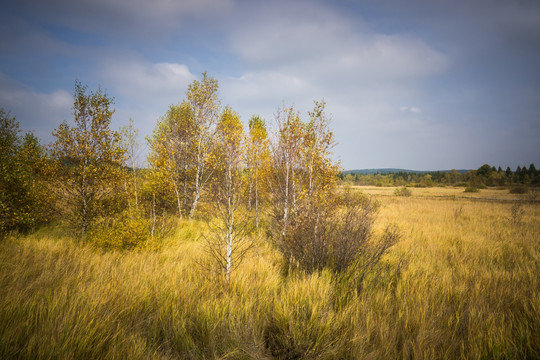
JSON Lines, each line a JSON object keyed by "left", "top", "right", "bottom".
{"left": 50, "top": 81, "right": 125, "bottom": 239}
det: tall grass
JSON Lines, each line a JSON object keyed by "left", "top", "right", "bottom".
{"left": 1, "top": 191, "right": 539, "bottom": 359}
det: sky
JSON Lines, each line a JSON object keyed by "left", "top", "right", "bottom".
{"left": 1, "top": 0, "right": 539, "bottom": 171}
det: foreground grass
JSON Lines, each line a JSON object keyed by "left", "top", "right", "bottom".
{"left": 1, "top": 192, "right": 539, "bottom": 359}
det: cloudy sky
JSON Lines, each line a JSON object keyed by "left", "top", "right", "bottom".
{"left": 1, "top": 0, "right": 539, "bottom": 170}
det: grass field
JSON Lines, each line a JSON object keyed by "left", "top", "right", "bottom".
{"left": 1, "top": 186, "right": 539, "bottom": 359}
{"left": 351, "top": 185, "right": 534, "bottom": 201}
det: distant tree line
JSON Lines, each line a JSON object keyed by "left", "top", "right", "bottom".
{"left": 339, "top": 163, "right": 539, "bottom": 188}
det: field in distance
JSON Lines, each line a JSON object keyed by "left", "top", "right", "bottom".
{"left": 349, "top": 184, "right": 535, "bottom": 201}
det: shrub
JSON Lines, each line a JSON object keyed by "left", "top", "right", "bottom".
{"left": 394, "top": 186, "right": 412, "bottom": 197}
{"left": 464, "top": 185, "right": 479, "bottom": 193}
{"left": 89, "top": 208, "right": 151, "bottom": 250}
{"left": 453, "top": 205, "right": 464, "bottom": 221}
{"left": 509, "top": 185, "right": 528, "bottom": 194}
{"left": 278, "top": 191, "right": 399, "bottom": 275}
{"left": 528, "top": 188, "right": 538, "bottom": 203}
{"left": 509, "top": 203, "right": 525, "bottom": 226}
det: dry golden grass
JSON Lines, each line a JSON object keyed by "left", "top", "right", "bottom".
{"left": 351, "top": 184, "right": 533, "bottom": 201}
{"left": 1, "top": 188, "right": 539, "bottom": 359}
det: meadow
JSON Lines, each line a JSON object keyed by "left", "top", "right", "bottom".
{"left": 0, "top": 186, "right": 539, "bottom": 359}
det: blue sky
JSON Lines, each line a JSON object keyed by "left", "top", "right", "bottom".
{"left": 1, "top": 0, "right": 539, "bottom": 170}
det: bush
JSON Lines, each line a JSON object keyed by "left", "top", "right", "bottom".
{"left": 509, "top": 185, "right": 528, "bottom": 194}
{"left": 464, "top": 185, "right": 479, "bottom": 193}
{"left": 509, "top": 203, "right": 525, "bottom": 226}
{"left": 278, "top": 191, "right": 399, "bottom": 275}
{"left": 394, "top": 186, "right": 412, "bottom": 197}
{"left": 528, "top": 188, "right": 538, "bottom": 203}
{"left": 89, "top": 208, "right": 151, "bottom": 250}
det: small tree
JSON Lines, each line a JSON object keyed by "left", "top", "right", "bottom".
{"left": 204, "top": 107, "right": 252, "bottom": 285}
{"left": 16, "top": 133, "right": 53, "bottom": 228}
{"left": 0, "top": 109, "right": 23, "bottom": 237}
{"left": 0, "top": 109, "right": 50, "bottom": 238}
{"left": 148, "top": 102, "right": 196, "bottom": 217}
{"left": 529, "top": 163, "right": 538, "bottom": 184}
{"left": 246, "top": 115, "right": 271, "bottom": 229}
{"left": 269, "top": 106, "right": 305, "bottom": 238}
{"left": 268, "top": 101, "right": 399, "bottom": 276}
{"left": 120, "top": 118, "right": 140, "bottom": 209}
{"left": 186, "top": 73, "right": 220, "bottom": 217}
{"left": 50, "top": 81, "right": 125, "bottom": 239}
{"left": 269, "top": 102, "right": 341, "bottom": 266}
{"left": 148, "top": 73, "right": 220, "bottom": 218}
{"left": 302, "top": 100, "right": 339, "bottom": 202}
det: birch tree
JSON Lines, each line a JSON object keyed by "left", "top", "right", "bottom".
{"left": 302, "top": 100, "right": 339, "bottom": 203}
{"left": 50, "top": 81, "right": 124, "bottom": 239}
{"left": 280, "top": 100, "right": 340, "bottom": 271}
{"left": 269, "top": 106, "right": 305, "bottom": 237}
{"left": 186, "top": 73, "right": 220, "bottom": 217}
{"left": 120, "top": 118, "right": 140, "bottom": 209}
{"left": 148, "top": 102, "right": 196, "bottom": 217}
{"left": 205, "top": 107, "right": 251, "bottom": 285}
{"left": 148, "top": 73, "right": 220, "bottom": 218}
{"left": 246, "top": 115, "right": 271, "bottom": 229}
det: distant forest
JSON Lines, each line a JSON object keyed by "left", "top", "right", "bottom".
{"left": 339, "top": 164, "right": 539, "bottom": 188}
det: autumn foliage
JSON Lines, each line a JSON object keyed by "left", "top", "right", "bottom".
{"left": 0, "top": 75, "right": 538, "bottom": 359}
{"left": 1, "top": 75, "right": 397, "bottom": 280}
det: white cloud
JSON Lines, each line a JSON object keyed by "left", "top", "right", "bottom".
{"left": 230, "top": 2, "right": 447, "bottom": 81}
{"left": 95, "top": 59, "right": 199, "bottom": 154}
{"left": 230, "top": 3, "right": 354, "bottom": 68}
{"left": 90, "top": 1, "right": 451, "bottom": 169}
{"left": 221, "top": 1, "right": 451, "bottom": 169}
{"left": 100, "top": 59, "right": 196, "bottom": 103}
{"left": 220, "top": 71, "right": 315, "bottom": 120}
{"left": 400, "top": 106, "right": 422, "bottom": 113}
{"left": 0, "top": 72, "right": 72, "bottom": 143}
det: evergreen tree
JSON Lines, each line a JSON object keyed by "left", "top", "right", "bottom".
{"left": 515, "top": 165, "right": 522, "bottom": 183}
{"left": 518, "top": 165, "right": 528, "bottom": 183}
{"left": 529, "top": 163, "right": 538, "bottom": 184}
